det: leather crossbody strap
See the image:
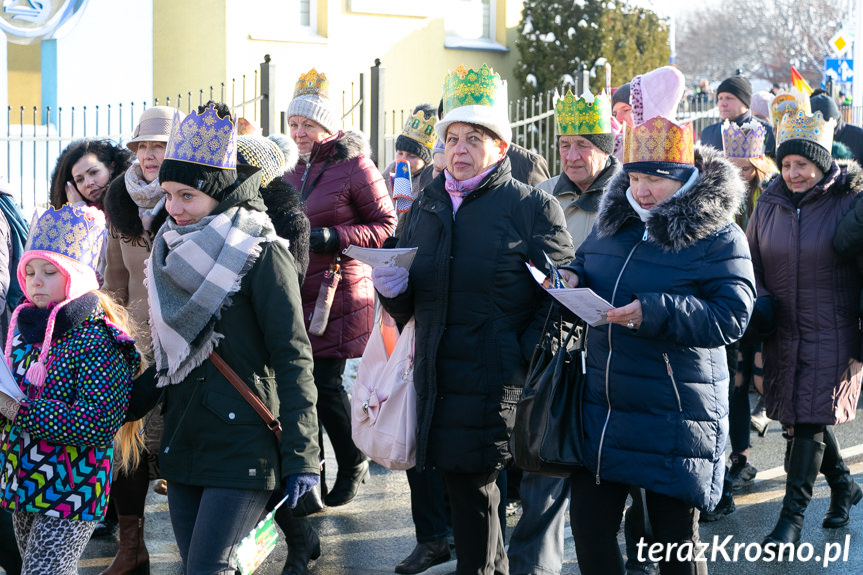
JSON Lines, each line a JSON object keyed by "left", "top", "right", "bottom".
{"left": 209, "top": 352, "right": 282, "bottom": 442}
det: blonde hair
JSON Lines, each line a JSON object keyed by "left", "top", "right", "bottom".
{"left": 94, "top": 290, "right": 149, "bottom": 476}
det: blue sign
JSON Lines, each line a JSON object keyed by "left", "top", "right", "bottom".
{"left": 826, "top": 59, "right": 854, "bottom": 82}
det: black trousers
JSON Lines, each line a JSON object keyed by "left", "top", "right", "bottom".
{"left": 442, "top": 470, "right": 508, "bottom": 575}
{"left": 570, "top": 468, "right": 707, "bottom": 575}
{"left": 313, "top": 358, "right": 364, "bottom": 471}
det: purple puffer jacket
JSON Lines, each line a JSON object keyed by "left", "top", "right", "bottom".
{"left": 284, "top": 131, "right": 396, "bottom": 358}
{"left": 747, "top": 160, "right": 863, "bottom": 426}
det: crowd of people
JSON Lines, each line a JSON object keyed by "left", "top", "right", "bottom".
{"left": 0, "top": 60, "right": 859, "bottom": 575}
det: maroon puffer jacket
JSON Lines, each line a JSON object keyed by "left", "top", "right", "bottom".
{"left": 747, "top": 160, "right": 863, "bottom": 426}
{"left": 284, "top": 131, "right": 396, "bottom": 358}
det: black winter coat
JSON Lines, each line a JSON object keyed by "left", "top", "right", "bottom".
{"left": 380, "top": 157, "right": 573, "bottom": 473}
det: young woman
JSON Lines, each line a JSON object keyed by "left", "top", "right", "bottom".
{"left": 0, "top": 204, "right": 143, "bottom": 573}
{"left": 50, "top": 139, "right": 132, "bottom": 210}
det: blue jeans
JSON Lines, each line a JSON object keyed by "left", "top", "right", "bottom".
{"left": 507, "top": 472, "right": 570, "bottom": 575}
{"left": 168, "top": 482, "right": 272, "bottom": 575}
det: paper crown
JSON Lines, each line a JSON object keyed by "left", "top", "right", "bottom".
{"left": 401, "top": 111, "right": 438, "bottom": 149}
{"left": 776, "top": 109, "right": 835, "bottom": 151}
{"left": 554, "top": 90, "right": 612, "bottom": 136}
{"left": 770, "top": 87, "right": 810, "bottom": 129}
{"left": 622, "top": 116, "right": 694, "bottom": 165}
{"left": 392, "top": 159, "right": 414, "bottom": 214}
{"left": 164, "top": 105, "right": 237, "bottom": 170}
{"left": 294, "top": 68, "right": 329, "bottom": 99}
{"left": 441, "top": 64, "right": 506, "bottom": 116}
{"left": 26, "top": 204, "right": 106, "bottom": 272}
{"left": 721, "top": 120, "right": 767, "bottom": 158}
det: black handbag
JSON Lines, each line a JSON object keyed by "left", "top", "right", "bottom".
{"left": 510, "top": 308, "right": 586, "bottom": 477}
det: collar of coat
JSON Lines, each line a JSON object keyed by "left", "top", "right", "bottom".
{"left": 595, "top": 145, "right": 745, "bottom": 252}
{"left": 306, "top": 130, "right": 371, "bottom": 165}
{"left": 423, "top": 156, "right": 513, "bottom": 209}
{"left": 760, "top": 159, "right": 863, "bottom": 208}
{"left": 104, "top": 174, "right": 170, "bottom": 241}
{"left": 552, "top": 155, "right": 621, "bottom": 213}
{"left": 18, "top": 292, "right": 99, "bottom": 344}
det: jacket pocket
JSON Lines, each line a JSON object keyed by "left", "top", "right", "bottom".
{"left": 203, "top": 388, "right": 263, "bottom": 425}
{"left": 662, "top": 353, "right": 683, "bottom": 412}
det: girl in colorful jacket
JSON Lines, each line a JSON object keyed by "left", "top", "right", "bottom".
{"left": 0, "top": 204, "right": 142, "bottom": 573}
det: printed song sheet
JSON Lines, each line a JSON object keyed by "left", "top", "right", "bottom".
{"left": 343, "top": 245, "right": 418, "bottom": 270}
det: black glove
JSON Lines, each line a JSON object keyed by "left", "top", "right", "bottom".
{"left": 309, "top": 227, "right": 339, "bottom": 254}
{"left": 740, "top": 295, "right": 778, "bottom": 346}
{"left": 382, "top": 236, "right": 399, "bottom": 249}
{"left": 124, "top": 365, "right": 163, "bottom": 423}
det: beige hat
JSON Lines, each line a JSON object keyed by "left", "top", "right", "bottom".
{"left": 127, "top": 106, "right": 184, "bottom": 151}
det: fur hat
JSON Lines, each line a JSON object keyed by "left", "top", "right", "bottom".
{"left": 13, "top": 204, "right": 107, "bottom": 386}
{"left": 127, "top": 106, "right": 183, "bottom": 152}
{"left": 716, "top": 76, "right": 752, "bottom": 108}
{"left": 630, "top": 67, "right": 685, "bottom": 126}
{"left": 286, "top": 69, "right": 340, "bottom": 134}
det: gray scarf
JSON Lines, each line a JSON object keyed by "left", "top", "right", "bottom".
{"left": 125, "top": 162, "right": 165, "bottom": 232}
{"left": 146, "top": 205, "right": 280, "bottom": 386}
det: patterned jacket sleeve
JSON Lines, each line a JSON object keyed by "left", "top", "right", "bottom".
{"left": 14, "top": 324, "right": 134, "bottom": 447}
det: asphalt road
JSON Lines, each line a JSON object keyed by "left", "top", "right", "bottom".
{"left": 59, "top": 395, "right": 863, "bottom": 574}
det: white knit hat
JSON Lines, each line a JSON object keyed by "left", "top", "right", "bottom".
{"left": 286, "top": 69, "right": 340, "bottom": 134}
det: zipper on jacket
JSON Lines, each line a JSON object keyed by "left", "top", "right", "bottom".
{"left": 796, "top": 208, "right": 800, "bottom": 221}
{"left": 596, "top": 236, "right": 643, "bottom": 484}
{"left": 662, "top": 353, "right": 683, "bottom": 412}
{"left": 162, "top": 378, "right": 204, "bottom": 455}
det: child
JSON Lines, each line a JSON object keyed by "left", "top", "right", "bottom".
{"left": 0, "top": 204, "right": 142, "bottom": 572}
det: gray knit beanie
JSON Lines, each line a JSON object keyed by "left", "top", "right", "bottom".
{"left": 286, "top": 94, "right": 340, "bottom": 135}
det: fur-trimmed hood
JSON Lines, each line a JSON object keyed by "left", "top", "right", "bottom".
{"left": 596, "top": 145, "right": 745, "bottom": 252}
{"left": 260, "top": 179, "right": 310, "bottom": 283}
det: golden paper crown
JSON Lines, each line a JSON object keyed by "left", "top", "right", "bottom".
{"left": 294, "top": 68, "right": 329, "bottom": 99}
{"left": 401, "top": 111, "right": 438, "bottom": 149}
{"left": 442, "top": 64, "right": 505, "bottom": 116}
{"left": 554, "top": 90, "right": 612, "bottom": 136}
{"left": 164, "top": 106, "right": 237, "bottom": 169}
{"left": 770, "top": 87, "right": 810, "bottom": 129}
{"left": 623, "top": 116, "right": 694, "bottom": 165}
{"left": 776, "top": 109, "right": 834, "bottom": 151}
{"left": 721, "top": 120, "right": 767, "bottom": 159}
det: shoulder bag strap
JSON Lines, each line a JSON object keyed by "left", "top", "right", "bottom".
{"left": 209, "top": 351, "right": 282, "bottom": 442}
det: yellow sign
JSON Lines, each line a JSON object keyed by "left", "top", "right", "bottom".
{"left": 829, "top": 31, "right": 850, "bottom": 56}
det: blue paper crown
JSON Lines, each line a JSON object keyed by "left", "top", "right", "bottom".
{"left": 164, "top": 104, "right": 237, "bottom": 169}
{"left": 28, "top": 205, "right": 106, "bottom": 271}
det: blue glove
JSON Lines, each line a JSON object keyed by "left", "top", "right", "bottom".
{"left": 284, "top": 473, "right": 320, "bottom": 509}
{"left": 372, "top": 266, "right": 409, "bottom": 298}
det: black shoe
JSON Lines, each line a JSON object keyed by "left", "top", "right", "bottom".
{"left": 91, "top": 516, "right": 119, "bottom": 539}
{"left": 728, "top": 454, "right": 757, "bottom": 491}
{"left": 324, "top": 460, "right": 370, "bottom": 507}
{"left": 624, "top": 557, "right": 659, "bottom": 575}
{"left": 820, "top": 427, "right": 863, "bottom": 528}
{"left": 394, "top": 539, "right": 451, "bottom": 574}
{"left": 762, "top": 437, "right": 825, "bottom": 547}
{"left": 699, "top": 489, "right": 735, "bottom": 522}
{"left": 277, "top": 512, "right": 321, "bottom": 575}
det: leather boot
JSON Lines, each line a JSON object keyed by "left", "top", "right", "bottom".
{"left": 324, "top": 459, "right": 370, "bottom": 507}
{"left": 99, "top": 515, "right": 149, "bottom": 575}
{"left": 275, "top": 508, "right": 321, "bottom": 575}
{"left": 820, "top": 427, "right": 863, "bottom": 528}
{"left": 762, "top": 437, "right": 825, "bottom": 547}
{"left": 395, "top": 539, "right": 451, "bottom": 574}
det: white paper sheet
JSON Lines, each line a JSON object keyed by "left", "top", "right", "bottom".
{"left": 342, "top": 245, "right": 418, "bottom": 270}
{"left": 547, "top": 288, "right": 614, "bottom": 327}
{"left": 0, "top": 359, "right": 24, "bottom": 401}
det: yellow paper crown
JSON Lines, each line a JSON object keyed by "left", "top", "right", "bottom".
{"left": 554, "top": 90, "right": 612, "bottom": 136}
{"left": 401, "top": 111, "right": 438, "bottom": 149}
{"left": 294, "top": 68, "right": 329, "bottom": 99}
{"left": 721, "top": 120, "right": 767, "bottom": 159}
{"left": 623, "top": 116, "right": 694, "bottom": 165}
{"left": 442, "top": 64, "right": 505, "bottom": 116}
{"left": 776, "top": 109, "right": 834, "bottom": 151}
{"left": 770, "top": 87, "right": 810, "bottom": 130}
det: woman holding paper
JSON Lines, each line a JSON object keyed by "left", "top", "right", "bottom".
{"left": 284, "top": 69, "right": 396, "bottom": 507}
{"left": 373, "top": 64, "right": 573, "bottom": 575}
{"left": 559, "top": 116, "right": 755, "bottom": 574}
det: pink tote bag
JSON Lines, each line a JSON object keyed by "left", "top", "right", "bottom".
{"left": 351, "top": 305, "right": 417, "bottom": 470}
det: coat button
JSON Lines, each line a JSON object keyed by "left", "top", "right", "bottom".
{"left": 228, "top": 412, "right": 236, "bottom": 420}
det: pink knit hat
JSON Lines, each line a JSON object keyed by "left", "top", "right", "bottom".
{"left": 629, "top": 66, "right": 685, "bottom": 126}
{"left": 7, "top": 205, "right": 106, "bottom": 386}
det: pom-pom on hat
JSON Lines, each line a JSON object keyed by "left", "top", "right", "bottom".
{"left": 435, "top": 64, "right": 511, "bottom": 144}
{"left": 629, "top": 66, "right": 685, "bottom": 126}
{"left": 127, "top": 106, "right": 183, "bottom": 152}
{"left": 159, "top": 104, "right": 239, "bottom": 201}
{"left": 286, "top": 69, "right": 340, "bottom": 134}
{"left": 236, "top": 134, "right": 298, "bottom": 187}
{"left": 12, "top": 204, "right": 107, "bottom": 387}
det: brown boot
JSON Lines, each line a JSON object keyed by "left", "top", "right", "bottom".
{"left": 99, "top": 515, "right": 150, "bottom": 575}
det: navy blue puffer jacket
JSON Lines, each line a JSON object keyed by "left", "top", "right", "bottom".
{"left": 566, "top": 146, "right": 755, "bottom": 511}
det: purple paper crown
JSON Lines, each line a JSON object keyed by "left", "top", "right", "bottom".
{"left": 164, "top": 105, "right": 237, "bottom": 169}
{"left": 721, "top": 120, "right": 767, "bottom": 158}
{"left": 27, "top": 204, "right": 106, "bottom": 272}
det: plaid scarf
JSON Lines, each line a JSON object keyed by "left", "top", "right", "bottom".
{"left": 146, "top": 205, "right": 279, "bottom": 386}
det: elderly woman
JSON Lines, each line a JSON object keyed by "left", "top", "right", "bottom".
{"left": 101, "top": 105, "right": 182, "bottom": 573}
{"left": 559, "top": 114, "right": 755, "bottom": 574}
{"left": 749, "top": 109, "right": 863, "bottom": 547}
{"left": 373, "top": 64, "right": 573, "bottom": 575}
{"left": 283, "top": 69, "right": 396, "bottom": 508}
{"left": 148, "top": 103, "right": 319, "bottom": 573}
